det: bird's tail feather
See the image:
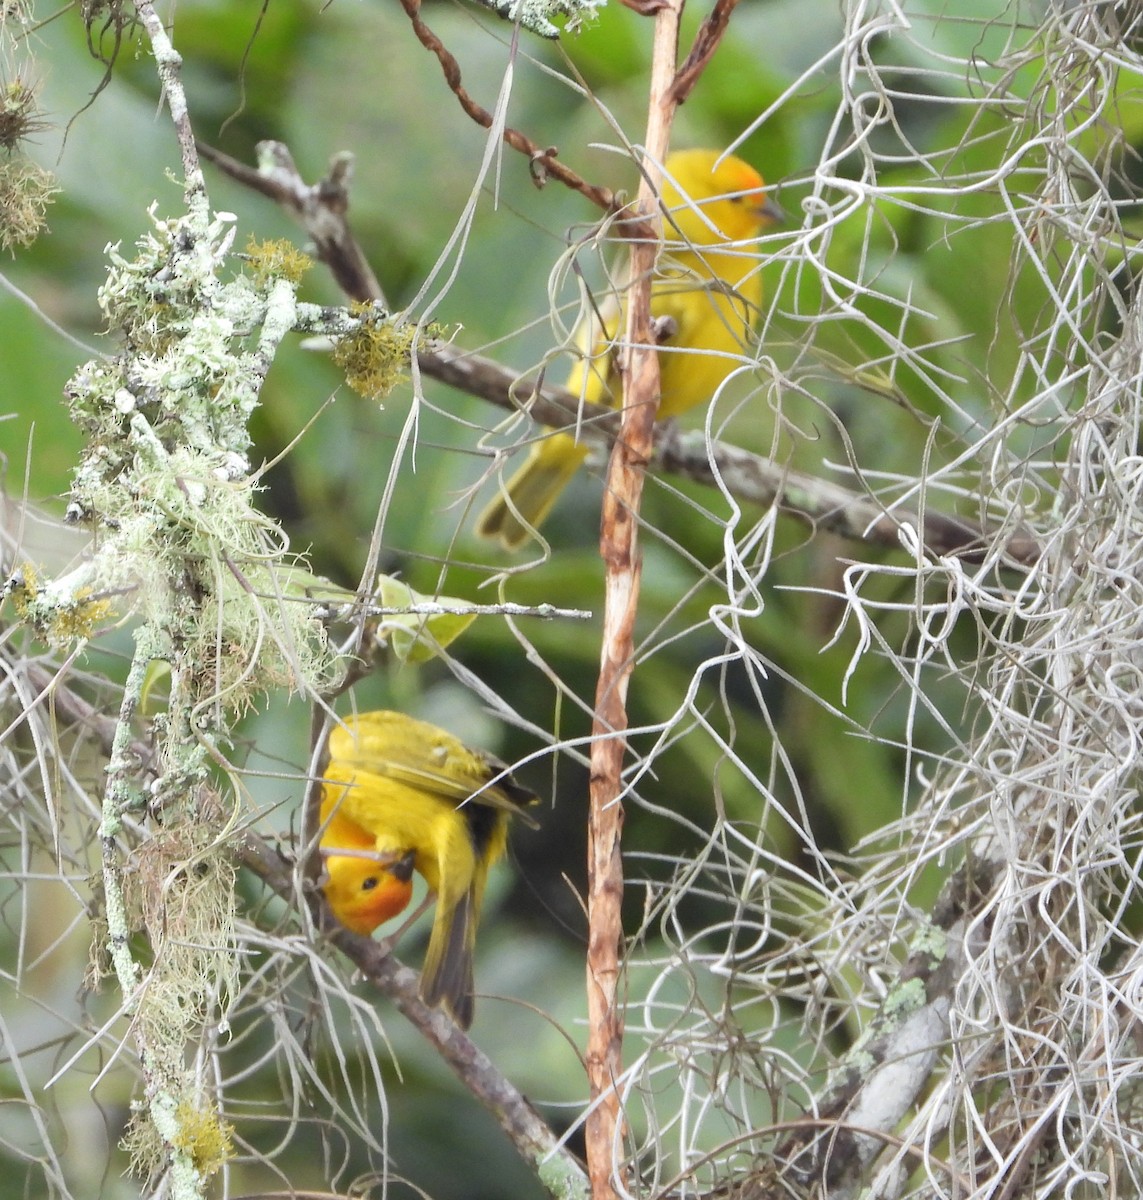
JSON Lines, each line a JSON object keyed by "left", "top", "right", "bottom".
{"left": 476, "top": 434, "right": 589, "bottom": 550}
{"left": 421, "top": 891, "right": 477, "bottom": 1029}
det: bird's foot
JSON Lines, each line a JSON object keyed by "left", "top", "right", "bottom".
{"left": 651, "top": 314, "right": 680, "bottom": 345}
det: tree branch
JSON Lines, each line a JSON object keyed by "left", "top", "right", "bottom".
{"left": 236, "top": 830, "right": 588, "bottom": 1198}
{"left": 198, "top": 141, "right": 1040, "bottom": 570}
{"left": 18, "top": 657, "right": 588, "bottom": 1200}
{"left": 669, "top": 0, "right": 742, "bottom": 105}
{"left": 583, "top": 9, "right": 684, "bottom": 1198}
{"left": 394, "top": 0, "right": 616, "bottom": 213}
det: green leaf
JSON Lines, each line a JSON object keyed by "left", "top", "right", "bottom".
{"left": 374, "top": 576, "right": 477, "bottom": 664}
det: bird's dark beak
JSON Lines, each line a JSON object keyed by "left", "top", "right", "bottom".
{"left": 390, "top": 849, "right": 417, "bottom": 883}
{"left": 758, "top": 195, "right": 785, "bottom": 225}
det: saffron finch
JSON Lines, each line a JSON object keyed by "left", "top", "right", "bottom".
{"left": 321, "top": 710, "right": 539, "bottom": 1028}
{"left": 477, "top": 147, "right": 781, "bottom": 549}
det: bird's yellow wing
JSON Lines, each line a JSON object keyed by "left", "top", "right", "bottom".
{"left": 328, "top": 711, "right": 540, "bottom": 825}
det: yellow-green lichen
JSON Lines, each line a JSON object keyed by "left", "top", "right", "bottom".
{"left": 243, "top": 235, "right": 312, "bottom": 287}
{"left": 0, "top": 155, "right": 57, "bottom": 250}
{"left": 6, "top": 563, "right": 117, "bottom": 646}
{"left": 172, "top": 1099, "right": 234, "bottom": 1178}
{"left": 332, "top": 303, "right": 424, "bottom": 401}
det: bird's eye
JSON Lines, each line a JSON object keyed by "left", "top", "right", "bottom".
{"left": 361, "top": 876, "right": 379, "bottom": 892}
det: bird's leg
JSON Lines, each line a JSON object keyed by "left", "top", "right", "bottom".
{"left": 388, "top": 849, "right": 417, "bottom": 884}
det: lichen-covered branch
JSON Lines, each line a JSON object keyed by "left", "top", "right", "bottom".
{"left": 10, "top": 14, "right": 343, "bottom": 1192}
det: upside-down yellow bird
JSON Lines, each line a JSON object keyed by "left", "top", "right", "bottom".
{"left": 477, "top": 147, "right": 781, "bottom": 549}
{"left": 320, "top": 710, "right": 539, "bottom": 1028}
{"left": 319, "top": 794, "right": 416, "bottom": 935}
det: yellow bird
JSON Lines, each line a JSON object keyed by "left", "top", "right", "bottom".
{"left": 477, "top": 147, "right": 781, "bottom": 550}
{"left": 321, "top": 710, "right": 539, "bottom": 1028}
{"left": 319, "top": 796, "right": 416, "bottom": 936}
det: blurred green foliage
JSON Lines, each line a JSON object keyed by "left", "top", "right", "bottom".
{"left": 1, "top": 0, "right": 1127, "bottom": 1196}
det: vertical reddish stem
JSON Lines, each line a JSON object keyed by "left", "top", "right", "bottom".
{"left": 584, "top": 5, "right": 683, "bottom": 1197}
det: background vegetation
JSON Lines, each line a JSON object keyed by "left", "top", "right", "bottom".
{"left": 3, "top": 1, "right": 1142, "bottom": 1198}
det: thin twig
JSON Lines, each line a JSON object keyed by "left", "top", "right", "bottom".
{"left": 394, "top": 0, "right": 616, "bottom": 214}
{"left": 669, "top": 0, "right": 742, "bottom": 105}
{"left": 133, "top": 0, "right": 205, "bottom": 213}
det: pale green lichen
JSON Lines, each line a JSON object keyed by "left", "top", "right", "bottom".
{"left": 51, "top": 204, "right": 339, "bottom": 711}
{"left": 122, "top": 1105, "right": 168, "bottom": 1183}
{"left": 881, "top": 976, "right": 926, "bottom": 1022}
{"left": 908, "top": 920, "right": 947, "bottom": 968}
{"left": 843, "top": 977, "right": 928, "bottom": 1072}
{"left": 471, "top": 0, "right": 605, "bottom": 38}
{"left": 537, "top": 1152, "right": 591, "bottom": 1199}
{"left": 108, "top": 704, "right": 239, "bottom": 1193}
{"left": 123, "top": 1092, "right": 233, "bottom": 1187}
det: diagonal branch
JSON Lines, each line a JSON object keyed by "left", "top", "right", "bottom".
{"left": 198, "top": 140, "right": 1040, "bottom": 570}
{"left": 669, "top": 0, "right": 742, "bottom": 105}
{"left": 236, "top": 830, "right": 588, "bottom": 1197}
{"left": 20, "top": 658, "right": 587, "bottom": 1199}
{"left": 394, "top": 0, "right": 616, "bottom": 213}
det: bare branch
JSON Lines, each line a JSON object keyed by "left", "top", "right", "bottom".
{"left": 669, "top": 0, "right": 742, "bottom": 106}
{"left": 393, "top": 0, "right": 617, "bottom": 213}
{"left": 584, "top": 8, "right": 684, "bottom": 1197}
